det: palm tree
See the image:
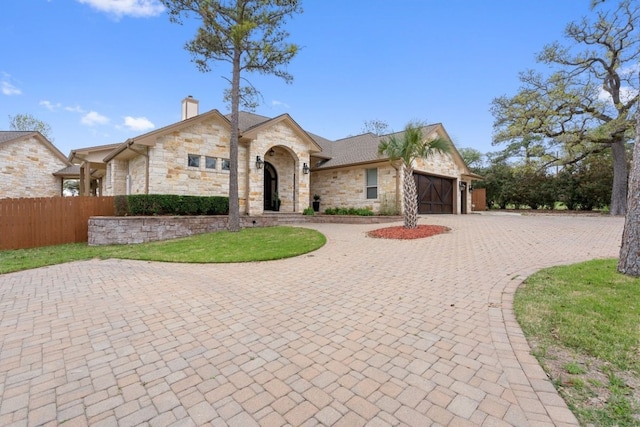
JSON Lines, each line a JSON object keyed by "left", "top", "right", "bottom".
{"left": 378, "top": 121, "right": 450, "bottom": 229}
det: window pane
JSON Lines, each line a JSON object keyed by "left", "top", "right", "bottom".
{"left": 222, "top": 159, "right": 230, "bottom": 171}
{"left": 205, "top": 156, "right": 216, "bottom": 169}
{"left": 188, "top": 154, "right": 200, "bottom": 167}
{"left": 366, "top": 168, "right": 378, "bottom": 199}
{"left": 366, "top": 168, "right": 377, "bottom": 185}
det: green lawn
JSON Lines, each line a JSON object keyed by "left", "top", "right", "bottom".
{"left": 0, "top": 226, "right": 326, "bottom": 274}
{"left": 515, "top": 259, "right": 640, "bottom": 426}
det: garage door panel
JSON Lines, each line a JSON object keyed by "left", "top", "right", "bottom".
{"left": 414, "top": 173, "right": 453, "bottom": 214}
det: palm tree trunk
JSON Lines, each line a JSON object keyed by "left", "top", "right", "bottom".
{"left": 403, "top": 164, "right": 418, "bottom": 229}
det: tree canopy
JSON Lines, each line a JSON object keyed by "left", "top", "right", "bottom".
{"left": 491, "top": 0, "right": 638, "bottom": 215}
{"left": 9, "top": 114, "right": 54, "bottom": 141}
{"left": 362, "top": 119, "right": 390, "bottom": 136}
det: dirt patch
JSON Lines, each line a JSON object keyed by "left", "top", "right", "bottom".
{"left": 528, "top": 339, "right": 640, "bottom": 424}
{"left": 367, "top": 225, "right": 450, "bottom": 240}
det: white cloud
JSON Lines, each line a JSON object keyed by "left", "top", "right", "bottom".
{"left": 81, "top": 111, "right": 110, "bottom": 126}
{"left": 271, "top": 100, "right": 290, "bottom": 109}
{"left": 65, "top": 105, "right": 86, "bottom": 113}
{"left": 123, "top": 116, "right": 155, "bottom": 132}
{"left": 1, "top": 81, "right": 21, "bottom": 96}
{"left": 76, "top": 0, "right": 165, "bottom": 18}
{"left": 39, "top": 100, "right": 62, "bottom": 111}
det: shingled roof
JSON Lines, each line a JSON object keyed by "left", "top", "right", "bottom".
{"left": 227, "top": 113, "right": 450, "bottom": 170}
{"left": 312, "top": 124, "right": 441, "bottom": 170}
{"left": 0, "top": 131, "right": 37, "bottom": 144}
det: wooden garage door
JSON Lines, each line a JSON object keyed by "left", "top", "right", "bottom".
{"left": 414, "top": 173, "right": 454, "bottom": 214}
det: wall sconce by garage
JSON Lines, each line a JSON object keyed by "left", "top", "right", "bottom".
{"left": 256, "top": 155, "right": 264, "bottom": 169}
{"left": 269, "top": 148, "right": 275, "bottom": 156}
{"left": 469, "top": 186, "right": 474, "bottom": 193}
{"left": 459, "top": 181, "right": 466, "bottom": 191}
{"left": 302, "top": 163, "right": 310, "bottom": 174}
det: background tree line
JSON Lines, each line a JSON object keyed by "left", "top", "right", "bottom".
{"left": 461, "top": 147, "right": 618, "bottom": 211}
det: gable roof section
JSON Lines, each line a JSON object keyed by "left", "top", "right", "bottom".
{"left": 69, "top": 143, "right": 121, "bottom": 164}
{"left": 0, "top": 131, "right": 71, "bottom": 166}
{"left": 423, "top": 124, "right": 480, "bottom": 179}
{"left": 234, "top": 112, "right": 323, "bottom": 153}
{"left": 104, "top": 109, "right": 230, "bottom": 162}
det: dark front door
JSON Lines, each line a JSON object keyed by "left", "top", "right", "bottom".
{"left": 413, "top": 173, "right": 454, "bottom": 214}
{"left": 264, "top": 162, "right": 278, "bottom": 211}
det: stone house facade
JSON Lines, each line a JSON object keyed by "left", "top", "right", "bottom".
{"left": 75, "top": 97, "right": 479, "bottom": 215}
{"left": 0, "top": 131, "right": 71, "bottom": 199}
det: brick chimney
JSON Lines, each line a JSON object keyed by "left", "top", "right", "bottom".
{"left": 181, "top": 95, "right": 199, "bottom": 120}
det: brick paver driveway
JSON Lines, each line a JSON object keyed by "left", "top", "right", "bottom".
{"left": 0, "top": 213, "right": 624, "bottom": 426}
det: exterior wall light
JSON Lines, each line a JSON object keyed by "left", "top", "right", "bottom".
{"left": 256, "top": 156, "right": 264, "bottom": 169}
{"left": 302, "top": 163, "right": 310, "bottom": 174}
{"left": 459, "top": 181, "right": 466, "bottom": 191}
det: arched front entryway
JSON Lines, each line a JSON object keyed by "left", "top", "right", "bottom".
{"left": 264, "top": 162, "right": 278, "bottom": 211}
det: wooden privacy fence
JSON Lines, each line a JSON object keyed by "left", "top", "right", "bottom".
{"left": 0, "top": 196, "right": 115, "bottom": 250}
{"left": 472, "top": 188, "right": 487, "bottom": 211}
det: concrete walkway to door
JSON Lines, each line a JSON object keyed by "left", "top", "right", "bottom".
{"left": 0, "top": 213, "right": 624, "bottom": 426}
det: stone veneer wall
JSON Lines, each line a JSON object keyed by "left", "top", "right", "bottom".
{"left": 310, "top": 148, "right": 466, "bottom": 214}
{"left": 247, "top": 123, "right": 311, "bottom": 214}
{"left": 310, "top": 162, "right": 400, "bottom": 214}
{"left": 104, "top": 118, "right": 316, "bottom": 215}
{"left": 0, "top": 135, "right": 68, "bottom": 198}
{"left": 147, "top": 119, "right": 241, "bottom": 199}
{"left": 88, "top": 215, "right": 279, "bottom": 246}
{"left": 105, "top": 160, "right": 127, "bottom": 196}
{"left": 88, "top": 214, "right": 403, "bottom": 245}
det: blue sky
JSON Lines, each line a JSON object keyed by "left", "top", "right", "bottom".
{"left": 1, "top": 1, "right": 617, "bottom": 157}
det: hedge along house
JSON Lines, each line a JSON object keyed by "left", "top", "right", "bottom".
{"left": 79, "top": 96, "right": 479, "bottom": 215}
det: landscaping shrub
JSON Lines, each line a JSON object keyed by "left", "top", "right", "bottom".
{"left": 114, "top": 195, "right": 129, "bottom": 216}
{"left": 115, "top": 194, "right": 229, "bottom": 216}
{"left": 324, "top": 207, "right": 374, "bottom": 216}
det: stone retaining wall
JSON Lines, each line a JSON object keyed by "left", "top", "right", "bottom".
{"left": 88, "top": 214, "right": 403, "bottom": 246}
{"left": 88, "top": 216, "right": 278, "bottom": 246}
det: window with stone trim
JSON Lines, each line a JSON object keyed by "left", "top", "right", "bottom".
{"left": 205, "top": 156, "right": 217, "bottom": 170}
{"left": 188, "top": 154, "right": 200, "bottom": 168}
{"left": 366, "top": 168, "right": 378, "bottom": 199}
{"left": 221, "top": 159, "right": 230, "bottom": 171}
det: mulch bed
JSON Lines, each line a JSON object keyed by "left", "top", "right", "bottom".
{"left": 367, "top": 225, "right": 450, "bottom": 240}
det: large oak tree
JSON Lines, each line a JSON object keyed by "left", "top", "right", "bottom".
{"left": 491, "top": 0, "right": 638, "bottom": 215}
{"left": 161, "top": 0, "right": 302, "bottom": 231}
